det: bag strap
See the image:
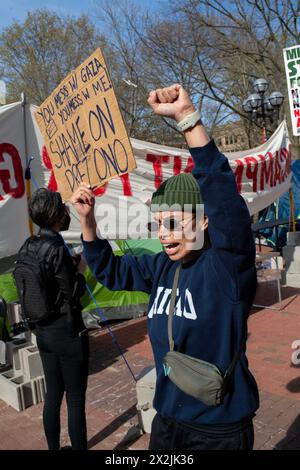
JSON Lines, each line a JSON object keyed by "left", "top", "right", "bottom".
{"left": 167, "top": 262, "right": 247, "bottom": 380}
{"left": 167, "top": 264, "right": 181, "bottom": 351}
{"left": 224, "top": 327, "right": 248, "bottom": 382}
{"left": 22, "top": 236, "right": 56, "bottom": 262}
{"left": 36, "top": 238, "right": 57, "bottom": 262}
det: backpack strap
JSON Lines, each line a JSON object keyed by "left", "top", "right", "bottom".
{"left": 23, "top": 236, "right": 59, "bottom": 273}
{"left": 36, "top": 237, "right": 58, "bottom": 260}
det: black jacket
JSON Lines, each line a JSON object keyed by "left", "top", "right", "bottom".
{"left": 30, "top": 228, "right": 86, "bottom": 336}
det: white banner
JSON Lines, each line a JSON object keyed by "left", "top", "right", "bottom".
{"left": 0, "top": 102, "right": 48, "bottom": 257}
{"left": 283, "top": 45, "right": 300, "bottom": 137}
{"left": 0, "top": 102, "right": 292, "bottom": 257}
{"left": 0, "top": 102, "right": 29, "bottom": 258}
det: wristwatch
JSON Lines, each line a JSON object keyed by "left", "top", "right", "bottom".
{"left": 176, "top": 110, "right": 201, "bottom": 132}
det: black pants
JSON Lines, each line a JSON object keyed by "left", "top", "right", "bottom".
{"left": 149, "top": 413, "right": 254, "bottom": 450}
{"left": 37, "top": 330, "right": 89, "bottom": 450}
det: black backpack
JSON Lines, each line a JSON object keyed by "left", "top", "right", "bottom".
{"left": 13, "top": 236, "right": 61, "bottom": 323}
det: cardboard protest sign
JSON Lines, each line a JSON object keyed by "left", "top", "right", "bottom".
{"left": 283, "top": 45, "right": 300, "bottom": 137}
{"left": 35, "top": 48, "right": 136, "bottom": 201}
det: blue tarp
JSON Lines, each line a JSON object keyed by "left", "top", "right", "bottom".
{"left": 258, "top": 160, "right": 300, "bottom": 248}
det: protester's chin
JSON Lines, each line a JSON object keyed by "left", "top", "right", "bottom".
{"left": 168, "top": 253, "right": 184, "bottom": 261}
{"left": 166, "top": 247, "right": 188, "bottom": 261}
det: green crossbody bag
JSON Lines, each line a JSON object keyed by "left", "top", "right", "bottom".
{"left": 163, "top": 264, "right": 246, "bottom": 406}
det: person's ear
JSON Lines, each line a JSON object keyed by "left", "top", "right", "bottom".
{"left": 201, "top": 216, "right": 209, "bottom": 231}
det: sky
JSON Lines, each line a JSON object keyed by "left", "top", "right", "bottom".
{"left": 0, "top": 0, "right": 161, "bottom": 30}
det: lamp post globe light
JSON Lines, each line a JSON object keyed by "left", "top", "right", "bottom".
{"left": 242, "top": 78, "right": 284, "bottom": 143}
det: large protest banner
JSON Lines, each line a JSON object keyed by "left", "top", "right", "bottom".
{"left": 0, "top": 100, "right": 292, "bottom": 257}
{"left": 35, "top": 48, "right": 136, "bottom": 201}
{"left": 283, "top": 45, "right": 300, "bottom": 137}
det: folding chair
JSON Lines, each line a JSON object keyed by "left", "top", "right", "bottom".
{"left": 253, "top": 252, "right": 282, "bottom": 311}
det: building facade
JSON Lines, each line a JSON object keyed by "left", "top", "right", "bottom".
{"left": 212, "top": 120, "right": 250, "bottom": 153}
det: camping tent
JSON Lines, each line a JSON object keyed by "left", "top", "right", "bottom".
{"left": 247, "top": 159, "right": 300, "bottom": 249}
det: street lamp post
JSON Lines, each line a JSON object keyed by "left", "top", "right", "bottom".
{"left": 242, "top": 78, "right": 284, "bottom": 144}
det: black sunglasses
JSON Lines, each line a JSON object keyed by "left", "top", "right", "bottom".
{"left": 147, "top": 216, "right": 194, "bottom": 233}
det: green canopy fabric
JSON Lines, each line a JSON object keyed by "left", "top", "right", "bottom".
{"left": 0, "top": 239, "right": 163, "bottom": 321}
{"left": 0, "top": 273, "right": 18, "bottom": 303}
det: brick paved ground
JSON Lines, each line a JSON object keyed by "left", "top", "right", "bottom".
{"left": 0, "top": 282, "right": 300, "bottom": 450}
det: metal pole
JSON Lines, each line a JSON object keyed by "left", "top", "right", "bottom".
{"left": 21, "top": 92, "right": 34, "bottom": 235}
{"left": 289, "top": 187, "right": 296, "bottom": 233}
{"left": 262, "top": 126, "right": 266, "bottom": 144}
{"left": 261, "top": 93, "right": 266, "bottom": 144}
{"left": 21, "top": 93, "right": 28, "bottom": 166}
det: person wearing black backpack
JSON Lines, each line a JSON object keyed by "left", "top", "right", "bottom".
{"left": 14, "top": 188, "right": 89, "bottom": 450}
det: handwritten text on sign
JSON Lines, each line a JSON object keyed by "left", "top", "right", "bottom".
{"left": 35, "top": 48, "right": 136, "bottom": 201}
{"left": 283, "top": 45, "right": 300, "bottom": 137}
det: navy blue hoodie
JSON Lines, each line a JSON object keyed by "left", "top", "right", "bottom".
{"left": 83, "top": 139, "right": 259, "bottom": 425}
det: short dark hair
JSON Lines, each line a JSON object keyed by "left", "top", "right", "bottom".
{"left": 28, "top": 189, "right": 65, "bottom": 229}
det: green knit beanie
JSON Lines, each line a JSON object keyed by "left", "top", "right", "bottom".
{"left": 150, "top": 173, "right": 202, "bottom": 211}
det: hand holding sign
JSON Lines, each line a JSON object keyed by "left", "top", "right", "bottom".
{"left": 35, "top": 48, "right": 136, "bottom": 201}
{"left": 71, "top": 183, "right": 97, "bottom": 242}
{"left": 71, "top": 183, "right": 95, "bottom": 218}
